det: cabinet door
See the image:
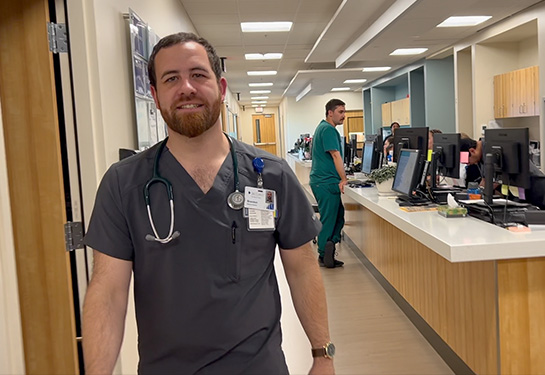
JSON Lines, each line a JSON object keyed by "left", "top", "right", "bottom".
{"left": 400, "top": 97, "right": 411, "bottom": 124}
{"left": 504, "top": 71, "right": 515, "bottom": 118}
{"left": 494, "top": 74, "right": 504, "bottom": 118}
{"left": 381, "top": 102, "right": 392, "bottom": 127}
{"left": 533, "top": 66, "right": 540, "bottom": 116}
{"left": 391, "top": 98, "right": 410, "bottom": 125}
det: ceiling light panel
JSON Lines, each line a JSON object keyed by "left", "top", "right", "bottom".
{"left": 331, "top": 87, "right": 350, "bottom": 92}
{"left": 247, "top": 71, "right": 277, "bottom": 76}
{"left": 241, "top": 22, "right": 293, "bottom": 32}
{"left": 252, "top": 101, "right": 267, "bottom": 104}
{"left": 390, "top": 48, "right": 428, "bottom": 56}
{"left": 245, "top": 53, "right": 283, "bottom": 60}
{"left": 250, "top": 90, "right": 271, "bottom": 94}
{"left": 362, "top": 67, "right": 391, "bottom": 72}
{"left": 249, "top": 83, "right": 274, "bottom": 87}
{"left": 344, "top": 79, "right": 367, "bottom": 84}
{"left": 437, "top": 16, "right": 492, "bottom": 28}
{"left": 251, "top": 96, "right": 269, "bottom": 100}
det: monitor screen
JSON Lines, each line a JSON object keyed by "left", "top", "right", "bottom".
{"left": 433, "top": 133, "right": 461, "bottom": 178}
{"left": 392, "top": 149, "right": 422, "bottom": 196}
{"left": 393, "top": 127, "right": 429, "bottom": 162}
{"left": 361, "top": 141, "right": 375, "bottom": 174}
{"left": 483, "top": 127, "right": 530, "bottom": 189}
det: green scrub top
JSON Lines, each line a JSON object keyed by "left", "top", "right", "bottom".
{"left": 310, "top": 120, "right": 343, "bottom": 185}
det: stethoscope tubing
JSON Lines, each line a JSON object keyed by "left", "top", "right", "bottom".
{"left": 144, "top": 133, "right": 238, "bottom": 244}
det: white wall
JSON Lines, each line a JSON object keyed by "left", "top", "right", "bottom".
{"left": 0, "top": 99, "right": 25, "bottom": 374}
{"left": 282, "top": 92, "right": 363, "bottom": 155}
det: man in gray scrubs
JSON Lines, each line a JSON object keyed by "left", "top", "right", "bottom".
{"left": 82, "top": 32, "right": 336, "bottom": 374}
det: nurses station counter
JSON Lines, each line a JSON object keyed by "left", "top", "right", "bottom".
{"left": 287, "top": 155, "right": 545, "bottom": 375}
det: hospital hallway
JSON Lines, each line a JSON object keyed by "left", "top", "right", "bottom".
{"left": 275, "top": 240, "right": 454, "bottom": 375}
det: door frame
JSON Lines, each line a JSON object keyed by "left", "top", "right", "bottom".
{"left": 0, "top": 0, "right": 78, "bottom": 373}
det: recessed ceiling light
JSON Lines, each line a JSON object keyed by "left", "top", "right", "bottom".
{"left": 362, "top": 67, "right": 391, "bottom": 72}
{"left": 245, "top": 53, "right": 283, "bottom": 60}
{"left": 331, "top": 87, "right": 350, "bottom": 92}
{"left": 437, "top": 16, "right": 492, "bottom": 27}
{"left": 250, "top": 90, "right": 271, "bottom": 94}
{"left": 251, "top": 96, "right": 269, "bottom": 100}
{"left": 249, "top": 83, "right": 274, "bottom": 87}
{"left": 344, "top": 79, "right": 367, "bottom": 84}
{"left": 252, "top": 101, "right": 267, "bottom": 104}
{"left": 390, "top": 48, "right": 428, "bottom": 56}
{"left": 241, "top": 22, "right": 293, "bottom": 33}
{"left": 252, "top": 105, "right": 259, "bottom": 107}
{"left": 247, "top": 71, "right": 277, "bottom": 76}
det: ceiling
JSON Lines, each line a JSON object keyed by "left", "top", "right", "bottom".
{"left": 178, "top": 0, "right": 544, "bottom": 108}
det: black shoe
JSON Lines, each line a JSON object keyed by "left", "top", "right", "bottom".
{"left": 324, "top": 241, "right": 335, "bottom": 268}
{"left": 318, "top": 256, "right": 344, "bottom": 268}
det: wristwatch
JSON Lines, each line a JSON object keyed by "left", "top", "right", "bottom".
{"left": 311, "top": 342, "right": 335, "bottom": 359}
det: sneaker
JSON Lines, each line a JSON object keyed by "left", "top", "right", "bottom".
{"left": 324, "top": 241, "right": 335, "bottom": 268}
{"left": 318, "top": 256, "right": 344, "bottom": 268}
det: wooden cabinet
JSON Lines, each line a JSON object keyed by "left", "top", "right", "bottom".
{"left": 494, "top": 66, "right": 539, "bottom": 118}
{"left": 381, "top": 97, "right": 410, "bottom": 126}
{"left": 381, "top": 102, "right": 392, "bottom": 126}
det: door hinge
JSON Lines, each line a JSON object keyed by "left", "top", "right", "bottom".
{"left": 64, "top": 221, "right": 84, "bottom": 251}
{"left": 47, "top": 22, "right": 68, "bottom": 54}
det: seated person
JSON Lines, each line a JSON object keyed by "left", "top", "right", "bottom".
{"left": 460, "top": 136, "right": 544, "bottom": 206}
{"left": 383, "top": 122, "right": 400, "bottom": 159}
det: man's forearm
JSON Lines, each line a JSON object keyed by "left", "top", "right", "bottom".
{"left": 283, "top": 245, "right": 330, "bottom": 347}
{"left": 82, "top": 282, "right": 127, "bottom": 374}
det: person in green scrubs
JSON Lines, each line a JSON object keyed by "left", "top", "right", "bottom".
{"left": 310, "top": 99, "right": 348, "bottom": 268}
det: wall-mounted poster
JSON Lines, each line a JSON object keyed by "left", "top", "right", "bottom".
{"left": 128, "top": 8, "right": 166, "bottom": 150}
{"left": 148, "top": 102, "right": 158, "bottom": 145}
{"left": 129, "top": 9, "right": 147, "bottom": 59}
{"left": 136, "top": 98, "right": 150, "bottom": 150}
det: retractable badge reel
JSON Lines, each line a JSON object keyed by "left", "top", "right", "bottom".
{"left": 253, "top": 157, "right": 265, "bottom": 187}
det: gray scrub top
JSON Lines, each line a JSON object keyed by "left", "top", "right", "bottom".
{"left": 84, "top": 138, "right": 321, "bottom": 374}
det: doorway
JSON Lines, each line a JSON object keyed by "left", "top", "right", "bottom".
{"left": 252, "top": 113, "right": 277, "bottom": 155}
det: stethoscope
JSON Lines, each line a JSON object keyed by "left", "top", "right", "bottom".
{"left": 144, "top": 133, "right": 246, "bottom": 244}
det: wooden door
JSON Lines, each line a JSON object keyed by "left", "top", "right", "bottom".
{"left": 0, "top": 0, "right": 79, "bottom": 373}
{"left": 253, "top": 114, "right": 277, "bottom": 155}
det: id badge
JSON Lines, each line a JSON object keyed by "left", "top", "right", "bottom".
{"left": 244, "top": 186, "right": 276, "bottom": 211}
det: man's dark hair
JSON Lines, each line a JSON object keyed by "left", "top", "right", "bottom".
{"left": 325, "top": 99, "right": 345, "bottom": 117}
{"left": 390, "top": 122, "right": 400, "bottom": 129}
{"left": 460, "top": 137, "right": 477, "bottom": 152}
{"left": 147, "top": 32, "right": 222, "bottom": 88}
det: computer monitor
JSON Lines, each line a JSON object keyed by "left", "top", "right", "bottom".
{"left": 381, "top": 127, "right": 392, "bottom": 140}
{"left": 392, "top": 149, "right": 423, "bottom": 197}
{"left": 349, "top": 134, "right": 358, "bottom": 163}
{"left": 361, "top": 134, "right": 383, "bottom": 174}
{"left": 482, "top": 127, "right": 530, "bottom": 204}
{"left": 393, "top": 127, "right": 429, "bottom": 162}
{"left": 432, "top": 133, "right": 461, "bottom": 180}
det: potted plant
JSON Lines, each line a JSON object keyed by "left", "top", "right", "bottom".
{"left": 369, "top": 164, "right": 397, "bottom": 195}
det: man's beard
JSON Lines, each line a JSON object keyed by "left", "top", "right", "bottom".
{"left": 162, "top": 93, "right": 222, "bottom": 138}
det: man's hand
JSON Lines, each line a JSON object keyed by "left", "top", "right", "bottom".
{"left": 339, "top": 179, "right": 348, "bottom": 194}
{"left": 309, "top": 357, "right": 335, "bottom": 375}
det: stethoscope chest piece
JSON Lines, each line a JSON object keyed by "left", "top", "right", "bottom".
{"left": 227, "top": 190, "right": 245, "bottom": 210}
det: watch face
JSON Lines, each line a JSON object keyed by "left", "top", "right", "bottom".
{"left": 326, "top": 343, "right": 336, "bottom": 357}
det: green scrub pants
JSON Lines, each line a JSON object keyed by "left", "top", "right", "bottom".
{"left": 310, "top": 182, "right": 345, "bottom": 257}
